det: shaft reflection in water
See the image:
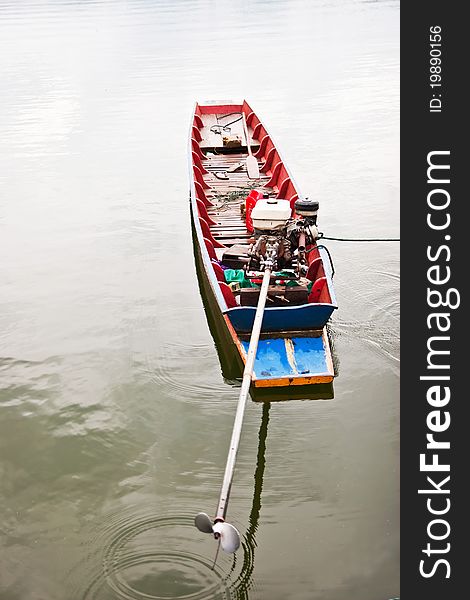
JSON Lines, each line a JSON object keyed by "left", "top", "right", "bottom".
{"left": 231, "top": 402, "right": 270, "bottom": 599}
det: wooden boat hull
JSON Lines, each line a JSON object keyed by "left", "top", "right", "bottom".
{"left": 189, "top": 100, "right": 337, "bottom": 388}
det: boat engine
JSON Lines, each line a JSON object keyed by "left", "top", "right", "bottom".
{"left": 247, "top": 196, "right": 320, "bottom": 277}
{"left": 286, "top": 198, "right": 320, "bottom": 276}
{"left": 248, "top": 198, "right": 292, "bottom": 272}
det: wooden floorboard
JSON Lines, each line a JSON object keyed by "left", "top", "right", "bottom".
{"left": 196, "top": 120, "right": 277, "bottom": 250}
{"left": 200, "top": 114, "right": 258, "bottom": 151}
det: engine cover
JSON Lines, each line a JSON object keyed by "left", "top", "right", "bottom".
{"left": 251, "top": 198, "right": 291, "bottom": 231}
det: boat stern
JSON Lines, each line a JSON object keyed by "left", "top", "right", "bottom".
{"left": 225, "top": 316, "right": 335, "bottom": 387}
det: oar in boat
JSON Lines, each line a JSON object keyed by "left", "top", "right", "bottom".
{"left": 241, "top": 112, "right": 260, "bottom": 179}
{"left": 195, "top": 251, "right": 275, "bottom": 553}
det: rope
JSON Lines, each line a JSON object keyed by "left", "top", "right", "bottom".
{"left": 211, "top": 112, "right": 243, "bottom": 135}
{"left": 319, "top": 234, "right": 399, "bottom": 242}
{"left": 316, "top": 244, "right": 335, "bottom": 277}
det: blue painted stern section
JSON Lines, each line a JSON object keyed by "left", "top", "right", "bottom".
{"left": 240, "top": 334, "right": 333, "bottom": 385}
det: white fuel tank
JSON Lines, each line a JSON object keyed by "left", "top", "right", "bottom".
{"left": 251, "top": 198, "right": 291, "bottom": 231}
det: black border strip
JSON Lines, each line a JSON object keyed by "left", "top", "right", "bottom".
{"left": 401, "top": 3, "right": 465, "bottom": 598}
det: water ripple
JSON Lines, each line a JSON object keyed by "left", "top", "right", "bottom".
{"left": 69, "top": 510, "right": 257, "bottom": 600}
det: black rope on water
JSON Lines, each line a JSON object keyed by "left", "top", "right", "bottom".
{"left": 319, "top": 234, "right": 400, "bottom": 242}
{"left": 315, "top": 244, "right": 335, "bottom": 277}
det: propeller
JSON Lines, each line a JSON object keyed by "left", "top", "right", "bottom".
{"left": 194, "top": 512, "right": 240, "bottom": 554}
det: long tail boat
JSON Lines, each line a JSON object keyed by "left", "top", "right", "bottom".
{"left": 188, "top": 100, "right": 337, "bottom": 388}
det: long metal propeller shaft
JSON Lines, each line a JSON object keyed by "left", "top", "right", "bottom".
{"left": 215, "top": 263, "right": 271, "bottom": 523}
{"left": 195, "top": 257, "right": 274, "bottom": 553}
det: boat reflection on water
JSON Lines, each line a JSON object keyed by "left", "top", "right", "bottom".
{"left": 192, "top": 222, "right": 335, "bottom": 402}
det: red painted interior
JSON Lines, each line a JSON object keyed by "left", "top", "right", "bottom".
{"left": 198, "top": 104, "right": 243, "bottom": 115}
{"left": 203, "top": 237, "right": 217, "bottom": 261}
{"left": 191, "top": 138, "right": 206, "bottom": 160}
{"left": 266, "top": 161, "right": 282, "bottom": 187}
{"left": 260, "top": 146, "right": 276, "bottom": 173}
{"left": 306, "top": 257, "right": 322, "bottom": 282}
{"left": 245, "top": 106, "right": 259, "bottom": 127}
{"left": 192, "top": 126, "right": 202, "bottom": 142}
{"left": 253, "top": 122, "right": 264, "bottom": 140}
{"left": 219, "top": 281, "right": 238, "bottom": 308}
{"left": 244, "top": 189, "right": 264, "bottom": 233}
{"left": 193, "top": 165, "right": 210, "bottom": 190}
{"left": 289, "top": 194, "right": 299, "bottom": 212}
{"left": 255, "top": 134, "right": 270, "bottom": 160}
{"left": 277, "top": 176, "right": 291, "bottom": 199}
{"left": 192, "top": 151, "right": 208, "bottom": 174}
{"left": 211, "top": 261, "right": 226, "bottom": 282}
{"left": 194, "top": 181, "right": 212, "bottom": 207}
{"left": 196, "top": 198, "right": 216, "bottom": 226}
{"left": 199, "top": 217, "right": 225, "bottom": 248}
{"left": 308, "top": 277, "right": 327, "bottom": 303}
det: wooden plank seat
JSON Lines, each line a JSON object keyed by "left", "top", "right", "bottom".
{"left": 213, "top": 229, "right": 249, "bottom": 235}
{"left": 240, "top": 285, "right": 309, "bottom": 307}
{"left": 214, "top": 238, "right": 252, "bottom": 247}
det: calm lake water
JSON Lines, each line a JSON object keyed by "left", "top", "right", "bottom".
{"left": 0, "top": 1, "right": 399, "bottom": 598}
